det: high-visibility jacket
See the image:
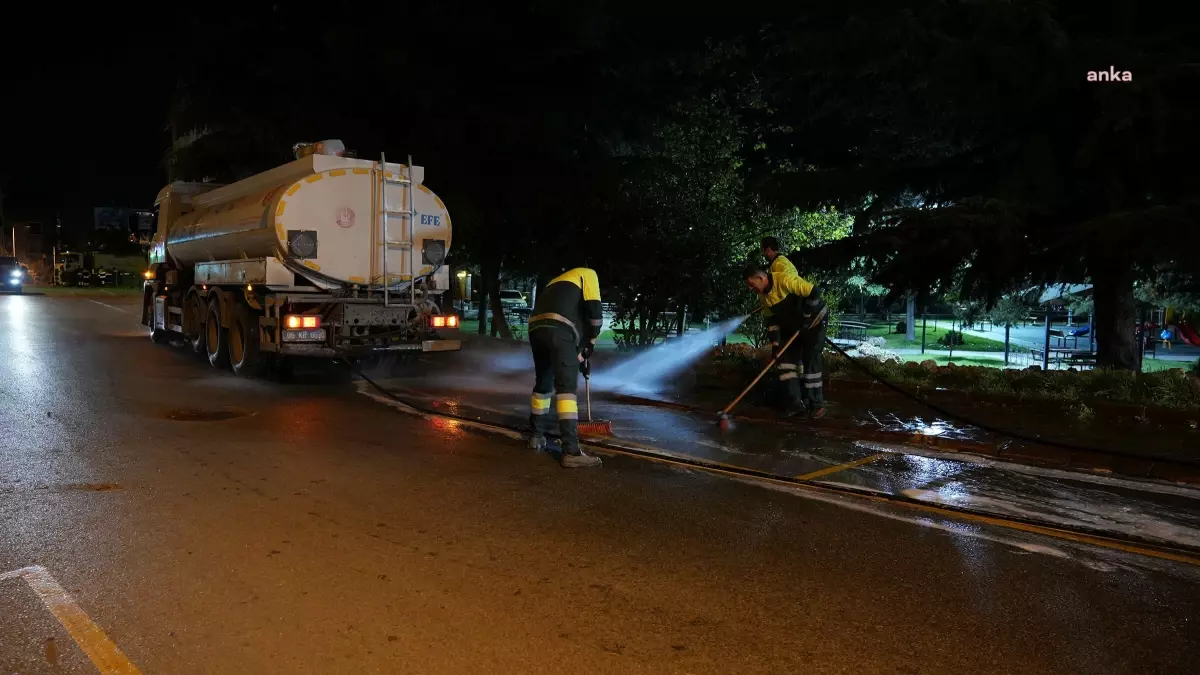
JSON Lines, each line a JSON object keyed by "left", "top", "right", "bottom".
{"left": 759, "top": 255, "right": 824, "bottom": 332}
{"left": 769, "top": 254, "right": 799, "bottom": 280}
{"left": 529, "top": 267, "right": 604, "bottom": 348}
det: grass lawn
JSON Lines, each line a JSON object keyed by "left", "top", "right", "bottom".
{"left": 1141, "top": 357, "right": 1196, "bottom": 373}
{"left": 893, "top": 352, "right": 1195, "bottom": 373}
{"left": 868, "top": 322, "right": 1008, "bottom": 352}
{"left": 898, "top": 354, "right": 1010, "bottom": 368}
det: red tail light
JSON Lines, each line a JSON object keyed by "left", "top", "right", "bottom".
{"left": 432, "top": 316, "right": 447, "bottom": 328}
{"left": 447, "top": 315, "right": 459, "bottom": 328}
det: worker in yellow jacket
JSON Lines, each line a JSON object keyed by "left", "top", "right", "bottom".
{"left": 745, "top": 253, "right": 828, "bottom": 419}
{"left": 526, "top": 266, "right": 604, "bottom": 468}
{"left": 761, "top": 237, "right": 796, "bottom": 279}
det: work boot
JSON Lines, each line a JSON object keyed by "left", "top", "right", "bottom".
{"left": 561, "top": 450, "right": 602, "bottom": 468}
{"left": 809, "top": 406, "right": 826, "bottom": 420}
{"left": 527, "top": 434, "right": 547, "bottom": 451}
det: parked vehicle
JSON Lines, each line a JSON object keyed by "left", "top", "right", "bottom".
{"left": 499, "top": 289, "right": 527, "bottom": 308}
{"left": 141, "top": 140, "right": 461, "bottom": 375}
{"left": 1, "top": 257, "right": 23, "bottom": 293}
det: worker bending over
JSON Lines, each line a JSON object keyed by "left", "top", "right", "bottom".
{"left": 745, "top": 262, "right": 828, "bottom": 419}
{"left": 527, "top": 267, "right": 604, "bottom": 468}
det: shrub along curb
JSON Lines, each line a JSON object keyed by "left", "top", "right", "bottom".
{"left": 700, "top": 346, "right": 1200, "bottom": 411}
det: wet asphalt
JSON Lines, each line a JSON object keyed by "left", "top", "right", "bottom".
{"left": 2, "top": 293, "right": 1200, "bottom": 674}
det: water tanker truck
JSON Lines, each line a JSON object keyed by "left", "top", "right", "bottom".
{"left": 141, "top": 140, "right": 460, "bottom": 374}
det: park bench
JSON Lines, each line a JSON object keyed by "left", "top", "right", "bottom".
{"left": 833, "top": 320, "right": 869, "bottom": 342}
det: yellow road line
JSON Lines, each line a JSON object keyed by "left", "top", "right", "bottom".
{"left": 795, "top": 453, "right": 888, "bottom": 480}
{"left": 583, "top": 445, "right": 1200, "bottom": 568}
{"left": 1, "top": 566, "right": 142, "bottom": 674}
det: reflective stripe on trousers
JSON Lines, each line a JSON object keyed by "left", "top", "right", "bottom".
{"left": 530, "top": 393, "right": 552, "bottom": 415}
{"left": 555, "top": 393, "right": 579, "bottom": 420}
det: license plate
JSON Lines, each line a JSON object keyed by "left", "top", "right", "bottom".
{"left": 283, "top": 329, "right": 327, "bottom": 342}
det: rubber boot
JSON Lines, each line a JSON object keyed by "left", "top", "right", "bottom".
{"left": 559, "top": 419, "right": 601, "bottom": 468}
{"left": 780, "top": 378, "right": 806, "bottom": 418}
{"left": 529, "top": 412, "right": 554, "bottom": 451}
{"left": 562, "top": 451, "right": 602, "bottom": 468}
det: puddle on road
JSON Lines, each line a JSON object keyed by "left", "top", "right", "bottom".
{"left": 163, "top": 407, "right": 251, "bottom": 422}
{"left": 857, "top": 411, "right": 975, "bottom": 440}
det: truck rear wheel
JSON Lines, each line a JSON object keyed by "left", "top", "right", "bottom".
{"left": 185, "top": 294, "right": 206, "bottom": 354}
{"left": 229, "top": 303, "right": 262, "bottom": 376}
{"left": 205, "top": 299, "right": 230, "bottom": 368}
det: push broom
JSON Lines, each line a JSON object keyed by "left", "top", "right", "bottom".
{"left": 716, "top": 327, "right": 802, "bottom": 430}
{"left": 577, "top": 357, "right": 613, "bottom": 437}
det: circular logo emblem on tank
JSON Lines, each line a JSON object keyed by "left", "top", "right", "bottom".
{"left": 336, "top": 207, "right": 356, "bottom": 228}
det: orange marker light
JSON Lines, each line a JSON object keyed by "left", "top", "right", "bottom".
{"left": 447, "top": 315, "right": 459, "bottom": 328}
{"left": 285, "top": 315, "right": 321, "bottom": 329}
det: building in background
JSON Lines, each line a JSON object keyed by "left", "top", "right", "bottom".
{"left": 94, "top": 207, "right": 154, "bottom": 245}
{"left": 12, "top": 221, "right": 44, "bottom": 260}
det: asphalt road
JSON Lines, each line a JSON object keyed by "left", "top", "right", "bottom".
{"left": 2, "top": 292, "right": 1199, "bottom": 674}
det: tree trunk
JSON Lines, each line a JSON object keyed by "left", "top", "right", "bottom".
{"left": 905, "top": 294, "right": 916, "bottom": 341}
{"left": 490, "top": 286, "right": 513, "bottom": 340}
{"left": 479, "top": 255, "right": 512, "bottom": 340}
{"left": 1092, "top": 266, "right": 1138, "bottom": 370}
{"left": 476, "top": 272, "right": 489, "bottom": 336}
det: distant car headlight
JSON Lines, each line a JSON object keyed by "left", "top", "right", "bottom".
{"left": 10, "top": 269, "right": 21, "bottom": 278}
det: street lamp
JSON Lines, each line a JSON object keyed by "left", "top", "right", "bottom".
{"left": 456, "top": 270, "right": 467, "bottom": 279}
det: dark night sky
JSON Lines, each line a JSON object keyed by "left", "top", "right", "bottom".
{"left": 0, "top": 3, "right": 720, "bottom": 223}
{"left": 2, "top": 8, "right": 172, "bottom": 215}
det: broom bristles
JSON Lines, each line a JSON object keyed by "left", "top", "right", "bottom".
{"left": 578, "top": 420, "right": 613, "bottom": 436}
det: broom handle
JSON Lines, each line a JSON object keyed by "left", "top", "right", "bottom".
{"left": 585, "top": 371, "right": 593, "bottom": 421}
{"left": 719, "top": 328, "right": 802, "bottom": 416}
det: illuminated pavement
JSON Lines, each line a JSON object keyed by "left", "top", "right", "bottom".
{"left": 3, "top": 293, "right": 1200, "bottom": 674}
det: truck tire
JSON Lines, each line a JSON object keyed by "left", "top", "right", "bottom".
{"left": 205, "top": 299, "right": 230, "bottom": 368}
{"left": 185, "top": 293, "right": 206, "bottom": 354}
{"left": 229, "top": 303, "right": 262, "bottom": 376}
{"left": 145, "top": 292, "right": 167, "bottom": 344}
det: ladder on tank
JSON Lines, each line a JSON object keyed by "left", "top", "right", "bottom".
{"left": 378, "top": 152, "right": 417, "bottom": 308}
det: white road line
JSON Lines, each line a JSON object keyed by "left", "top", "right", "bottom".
{"left": 88, "top": 299, "right": 133, "bottom": 315}
{"left": 1, "top": 565, "right": 142, "bottom": 673}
